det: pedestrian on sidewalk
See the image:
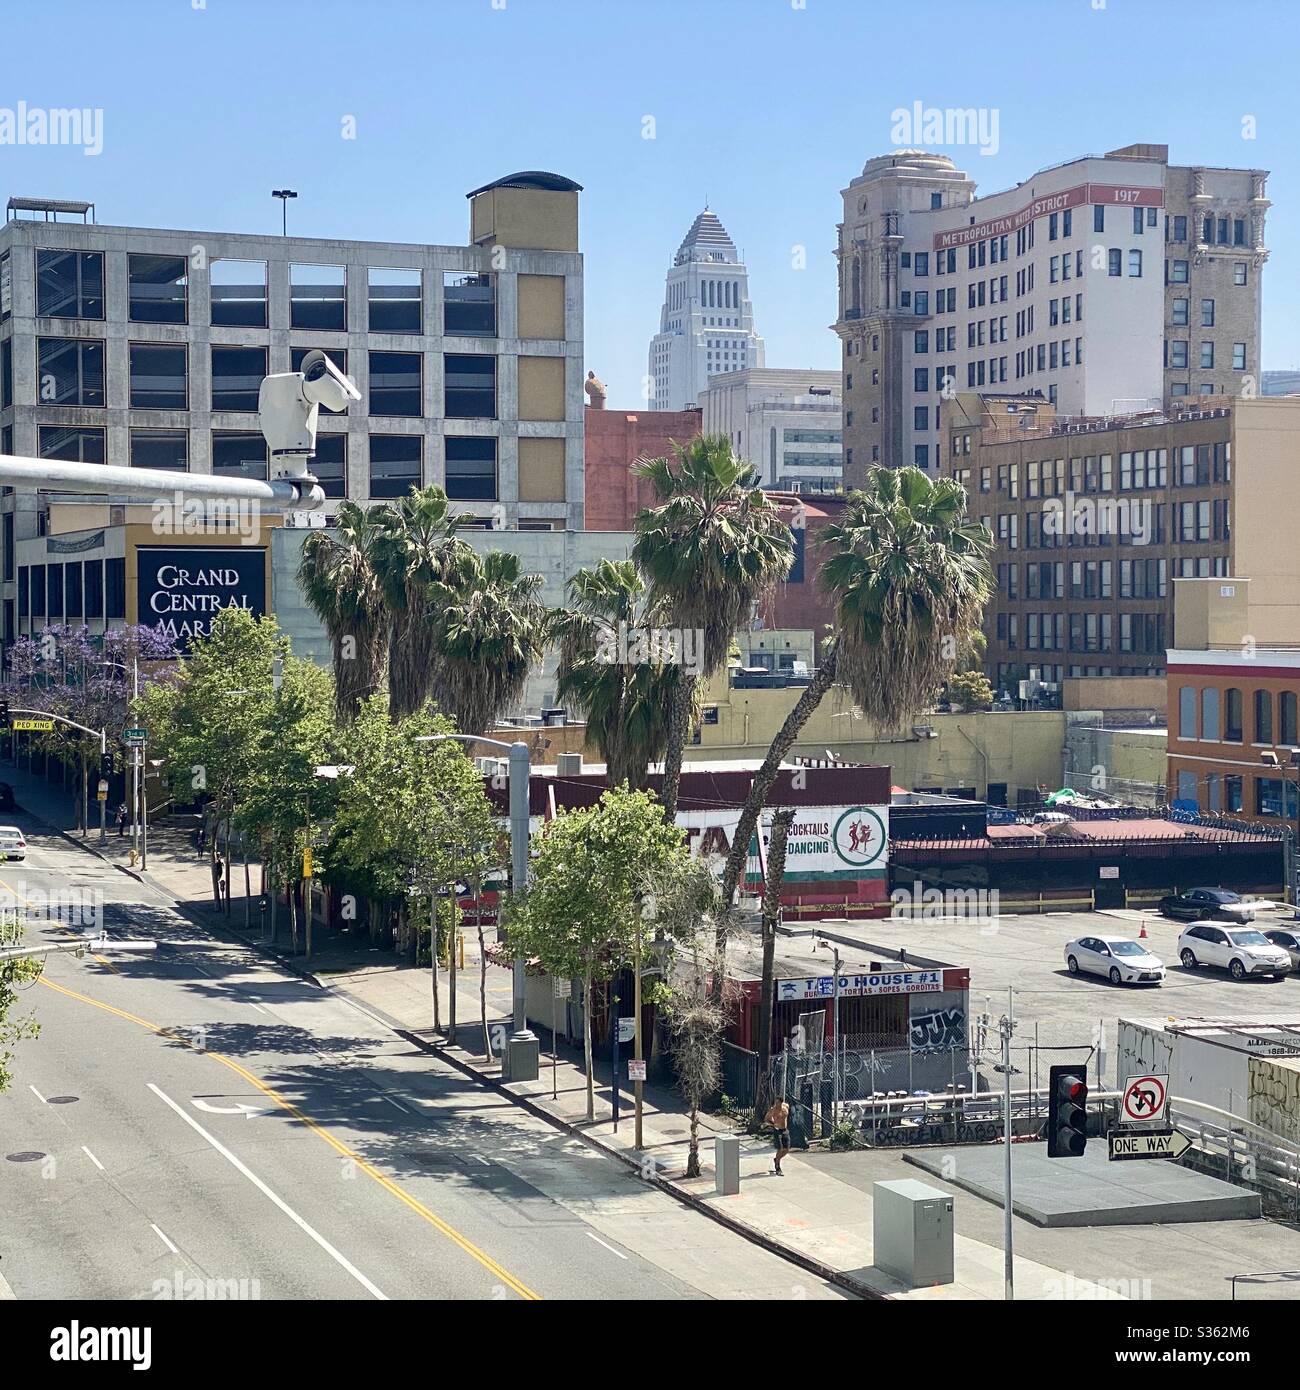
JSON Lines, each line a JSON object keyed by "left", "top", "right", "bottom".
{"left": 196, "top": 825, "right": 206, "bottom": 858}
{"left": 765, "top": 1095, "right": 792, "bottom": 1175}
{"left": 115, "top": 802, "right": 128, "bottom": 837}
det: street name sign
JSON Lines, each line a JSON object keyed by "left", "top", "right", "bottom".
{"left": 124, "top": 727, "right": 147, "bottom": 742}
{"left": 1108, "top": 1128, "right": 1191, "bottom": 1162}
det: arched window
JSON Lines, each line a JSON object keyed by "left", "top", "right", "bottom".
{"left": 1224, "top": 687, "right": 1242, "bottom": 741}
{"left": 1179, "top": 686, "right": 1197, "bottom": 739}
{"left": 1201, "top": 687, "right": 1220, "bottom": 741}
{"left": 1283, "top": 690, "right": 1299, "bottom": 746}
{"left": 1255, "top": 689, "right": 1273, "bottom": 744}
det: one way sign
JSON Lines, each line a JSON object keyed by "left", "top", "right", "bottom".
{"left": 1108, "top": 1128, "right": 1192, "bottom": 1162}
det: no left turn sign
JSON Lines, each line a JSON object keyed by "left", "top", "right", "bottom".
{"left": 1122, "top": 1073, "right": 1168, "bottom": 1122}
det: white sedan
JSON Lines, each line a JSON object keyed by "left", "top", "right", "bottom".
{"left": 1065, "top": 934, "right": 1166, "bottom": 985}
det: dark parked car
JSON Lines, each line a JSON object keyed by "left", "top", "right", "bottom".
{"left": 1158, "top": 887, "right": 1258, "bottom": 924}
{"left": 0, "top": 783, "right": 16, "bottom": 813}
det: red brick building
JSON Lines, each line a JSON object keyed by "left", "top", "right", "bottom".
{"left": 582, "top": 404, "right": 700, "bottom": 530}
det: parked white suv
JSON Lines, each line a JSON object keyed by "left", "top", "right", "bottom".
{"left": 1178, "top": 923, "right": 1291, "bottom": 980}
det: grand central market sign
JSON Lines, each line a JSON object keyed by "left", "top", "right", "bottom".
{"left": 137, "top": 547, "right": 266, "bottom": 647}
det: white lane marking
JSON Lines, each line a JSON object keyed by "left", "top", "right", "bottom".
{"left": 29, "top": 1085, "right": 47, "bottom": 1104}
{"left": 148, "top": 1083, "right": 388, "bottom": 1300}
{"left": 470, "top": 1155, "right": 490, "bottom": 1166}
{"left": 151, "top": 1223, "right": 178, "bottom": 1254}
{"left": 585, "top": 1231, "right": 628, "bottom": 1260}
{"left": 380, "top": 1094, "right": 411, "bottom": 1114}
{"left": 246, "top": 1000, "right": 271, "bottom": 1015}
{"left": 81, "top": 1146, "right": 105, "bottom": 1171}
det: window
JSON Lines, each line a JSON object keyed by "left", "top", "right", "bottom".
{"left": 65, "top": 562, "right": 83, "bottom": 619}
{"left": 0, "top": 249, "right": 9, "bottom": 322}
{"left": 1107, "top": 249, "right": 1121, "bottom": 277}
{"left": 1255, "top": 689, "right": 1273, "bottom": 744}
{"left": 369, "top": 267, "right": 422, "bottom": 333}
{"left": 914, "top": 444, "right": 929, "bottom": 468}
{"left": 1172, "top": 215, "right": 1187, "bottom": 242}
{"left": 38, "top": 337, "right": 105, "bottom": 406}
{"left": 1200, "top": 341, "right": 1214, "bottom": 369}
{"left": 47, "top": 564, "right": 63, "bottom": 620}
{"left": 914, "top": 252, "right": 929, "bottom": 276}
{"left": 130, "top": 428, "right": 188, "bottom": 471}
{"left": 1179, "top": 686, "right": 1197, "bottom": 739}
{"left": 1169, "top": 340, "right": 1188, "bottom": 370}
{"left": 1283, "top": 691, "right": 1299, "bottom": 747}
{"left": 1224, "top": 687, "right": 1244, "bottom": 742}
{"left": 211, "top": 430, "right": 268, "bottom": 480}
{"left": 1170, "top": 260, "right": 1189, "bottom": 284}
{"left": 210, "top": 260, "right": 268, "bottom": 327}
{"left": 1233, "top": 343, "right": 1246, "bottom": 371}
{"left": 313, "top": 432, "right": 346, "bottom": 499}
{"left": 211, "top": 345, "right": 267, "bottom": 411}
{"left": 443, "top": 272, "right": 495, "bottom": 335}
{"left": 1093, "top": 205, "right": 1104, "bottom": 233}
{"left": 36, "top": 250, "right": 104, "bottom": 318}
{"left": 1128, "top": 249, "right": 1142, "bottom": 277}
{"left": 1, "top": 338, "right": 10, "bottom": 410}
{"left": 368, "top": 351, "right": 421, "bottom": 416}
{"left": 369, "top": 434, "right": 422, "bottom": 498}
{"left": 1172, "top": 298, "right": 1188, "bottom": 326}
{"left": 84, "top": 560, "right": 103, "bottom": 619}
{"left": 1201, "top": 687, "right": 1220, "bottom": 741}
{"left": 914, "top": 368, "right": 928, "bottom": 392}
{"left": 444, "top": 436, "right": 497, "bottom": 501}
{"left": 1233, "top": 261, "right": 1248, "bottom": 286}
{"left": 444, "top": 353, "right": 495, "bottom": 418}
{"left": 39, "top": 426, "right": 104, "bottom": 462}
{"left": 30, "top": 564, "right": 44, "bottom": 618}
{"left": 290, "top": 264, "right": 346, "bottom": 331}
{"left": 913, "top": 406, "right": 928, "bottom": 430}
{"left": 128, "top": 254, "right": 187, "bottom": 323}
{"left": 1201, "top": 299, "right": 1215, "bottom": 327}
{"left": 129, "top": 343, "right": 187, "bottom": 409}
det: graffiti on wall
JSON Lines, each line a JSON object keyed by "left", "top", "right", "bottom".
{"left": 910, "top": 1006, "right": 966, "bottom": 1052}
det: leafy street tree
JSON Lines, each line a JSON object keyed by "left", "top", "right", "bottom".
{"left": 372, "top": 487, "right": 475, "bottom": 720}
{"left": 545, "top": 559, "right": 678, "bottom": 791}
{"left": 0, "top": 912, "right": 41, "bottom": 1095}
{"left": 632, "top": 436, "right": 794, "bottom": 819}
{"left": 504, "top": 787, "right": 690, "bottom": 1120}
{"left": 948, "top": 669, "right": 994, "bottom": 713}
{"left": 429, "top": 549, "right": 546, "bottom": 737}
{"left": 135, "top": 609, "right": 299, "bottom": 910}
{"left": 325, "top": 694, "right": 496, "bottom": 985}
{"left": 298, "top": 500, "right": 389, "bottom": 724}
{"left": 719, "top": 466, "right": 994, "bottom": 920}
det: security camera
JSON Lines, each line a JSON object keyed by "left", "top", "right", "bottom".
{"left": 258, "top": 351, "right": 362, "bottom": 476}
{"left": 299, "top": 349, "right": 362, "bottom": 414}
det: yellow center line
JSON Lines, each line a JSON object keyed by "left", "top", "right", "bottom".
{"left": 20, "top": 879, "right": 540, "bottom": 1299}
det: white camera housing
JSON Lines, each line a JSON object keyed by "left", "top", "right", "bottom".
{"left": 258, "top": 350, "right": 362, "bottom": 476}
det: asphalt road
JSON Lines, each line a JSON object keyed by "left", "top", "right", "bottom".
{"left": 0, "top": 816, "right": 846, "bottom": 1302}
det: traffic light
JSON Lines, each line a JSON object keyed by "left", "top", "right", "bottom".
{"left": 0, "top": 697, "right": 9, "bottom": 725}
{"left": 1047, "top": 1065, "right": 1089, "bottom": 1157}
{"left": 100, "top": 753, "right": 114, "bottom": 779}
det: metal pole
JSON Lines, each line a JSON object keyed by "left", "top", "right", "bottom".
{"left": 633, "top": 928, "right": 643, "bottom": 1148}
{"left": 98, "top": 728, "right": 106, "bottom": 843}
{"left": 131, "top": 659, "right": 139, "bottom": 855}
{"left": 506, "top": 740, "right": 538, "bottom": 1078}
{"left": 611, "top": 990, "right": 620, "bottom": 1131}
{"left": 552, "top": 983, "right": 559, "bottom": 1100}
{"left": 832, "top": 946, "right": 841, "bottom": 1124}
{"left": 1002, "top": 987, "right": 1014, "bottom": 1301}
{"left": 141, "top": 743, "right": 149, "bottom": 871}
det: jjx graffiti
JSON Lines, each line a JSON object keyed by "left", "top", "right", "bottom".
{"left": 910, "top": 1007, "right": 967, "bottom": 1052}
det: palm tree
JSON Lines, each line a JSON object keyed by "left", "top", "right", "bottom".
{"left": 371, "top": 487, "right": 474, "bottom": 720}
{"left": 297, "top": 501, "right": 388, "bottom": 723}
{"left": 545, "top": 559, "right": 679, "bottom": 791}
{"left": 718, "top": 466, "right": 994, "bottom": 915}
{"left": 632, "top": 436, "right": 794, "bottom": 818}
{"left": 429, "top": 550, "right": 547, "bottom": 736}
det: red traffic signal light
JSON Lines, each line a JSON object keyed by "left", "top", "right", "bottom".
{"left": 1047, "top": 1064, "right": 1089, "bottom": 1158}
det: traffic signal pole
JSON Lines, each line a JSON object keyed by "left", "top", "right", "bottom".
{"left": 998, "top": 990, "right": 1015, "bottom": 1301}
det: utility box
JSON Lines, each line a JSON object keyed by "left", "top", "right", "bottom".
{"left": 872, "top": 1179, "right": 954, "bottom": 1287}
{"left": 714, "top": 1135, "right": 741, "bottom": 1195}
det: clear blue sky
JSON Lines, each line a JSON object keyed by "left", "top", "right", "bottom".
{"left": 5, "top": 0, "right": 1297, "bottom": 405}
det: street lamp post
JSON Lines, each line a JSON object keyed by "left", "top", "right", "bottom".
{"left": 414, "top": 734, "right": 539, "bottom": 1082}
{"left": 1260, "top": 748, "right": 1300, "bottom": 913}
{"left": 272, "top": 188, "right": 298, "bottom": 236}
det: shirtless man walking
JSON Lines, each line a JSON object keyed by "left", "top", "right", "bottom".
{"left": 764, "top": 1095, "right": 791, "bottom": 1175}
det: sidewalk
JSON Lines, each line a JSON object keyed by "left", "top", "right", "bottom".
{"left": 7, "top": 761, "right": 1085, "bottom": 1301}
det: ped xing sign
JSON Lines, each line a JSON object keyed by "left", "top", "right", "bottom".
{"left": 12, "top": 718, "right": 54, "bottom": 732}
{"left": 1108, "top": 1129, "right": 1191, "bottom": 1162}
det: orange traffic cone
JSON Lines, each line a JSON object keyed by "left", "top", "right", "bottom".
{"left": 1139, "top": 919, "right": 1148, "bottom": 939}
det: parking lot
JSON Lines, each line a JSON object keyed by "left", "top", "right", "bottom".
{"left": 853, "top": 904, "right": 1300, "bottom": 1087}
